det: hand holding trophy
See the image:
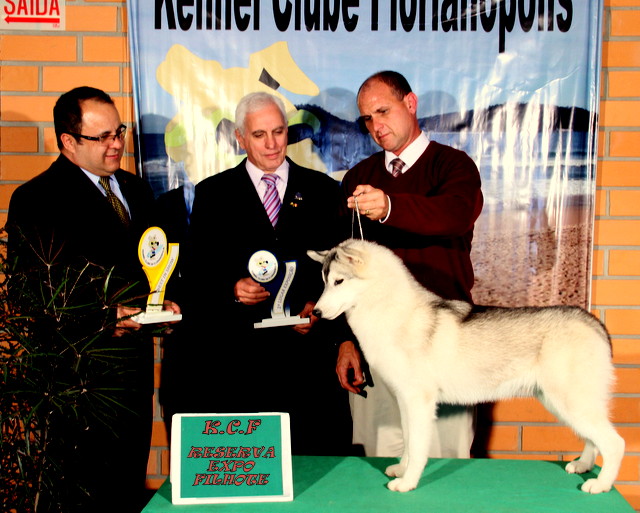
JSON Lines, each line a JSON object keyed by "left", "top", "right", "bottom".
{"left": 248, "top": 250, "right": 310, "bottom": 329}
{"left": 132, "top": 226, "right": 183, "bottom": 324}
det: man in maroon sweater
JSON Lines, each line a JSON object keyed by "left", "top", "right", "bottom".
{"left": 337, "top": 71, "right": 484, "bottom": 458}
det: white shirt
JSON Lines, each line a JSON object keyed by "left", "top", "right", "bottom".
{"left": 82, "top": 169, "right": 131, "bottom": 215}
{"left": 380, "top": 132, "right": 430, "bottom": 222}
{"left": 245, "top": 159, "right": 289, "bottom": 202}
{"left": 384, "top": 132, "right": 430, "bottom": 175}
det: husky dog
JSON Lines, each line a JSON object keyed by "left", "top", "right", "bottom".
{"left": 308, "top": 239, "right": 624, "bottom": 494}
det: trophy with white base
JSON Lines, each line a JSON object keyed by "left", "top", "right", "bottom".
{"left": 248, "top": 250, "right": 310, "bottom": 329}
{"left": 132, "top": 226, "right": 182, "bottom": 325}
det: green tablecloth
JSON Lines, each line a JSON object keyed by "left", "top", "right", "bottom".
{"left": 142, "top": 456, "right": 635, "bottom": 512}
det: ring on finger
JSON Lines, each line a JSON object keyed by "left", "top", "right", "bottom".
{"left": 365, "top": 209, "right": 370, "bottom": 215}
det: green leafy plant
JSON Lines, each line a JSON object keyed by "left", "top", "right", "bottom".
{"left": 0, "top": 230, "right": 146, "bottom": 512}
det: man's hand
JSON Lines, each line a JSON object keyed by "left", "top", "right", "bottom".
{"left": 162, "top": 299, "right": 181, "bottom": 317}
{"left": 336, "top": 340, "right": 366, "bottom": 394}
{"left": 347, "top": 184, "right": 390, "bottom": 221}
{"left": 114, "top": 300, "right": 182, "bottom": 337}
{"left": 114, "top": 305, "right": 143, "bottom": 337}
{"left": 234, "top": 277, "right": 270, "bottom": 305}
{"left": 158, "top": 300, "right": 182, "bottom": 333}
{"left": 292, "top": 301, "right": 318, "bottom": 335}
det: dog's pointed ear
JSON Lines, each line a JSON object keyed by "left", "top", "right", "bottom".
{"left": 337, "top": 243, "right": 365, "bottom": 266}
{"left": 307, "top": 249, "right": 328, "bottom": 263}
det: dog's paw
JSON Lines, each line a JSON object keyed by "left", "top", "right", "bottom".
{"left": 581, "top": 478, "right": 611, "bottom": 494}
{"left": 385, "top": 463, "right": 405, "bottom": 478}
{"left": 387, "top": 477, "right": 417, "bottom": 493}
{"left": 565, "top": 460, "right": 592, "bottom": 475}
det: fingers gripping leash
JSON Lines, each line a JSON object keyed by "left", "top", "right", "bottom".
{"left": 352, "top": 194, "right": 365, "bottom": 240}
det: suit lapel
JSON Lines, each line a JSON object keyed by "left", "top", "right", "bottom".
{"left": 279, "top": 160, "right": 303, "bottom": 225}
{"left": 57, "top": 157, "right": 120, "bottom": 220}
{"left": 115, "top": 171, "right": 137, "bottom": 220}
{"left": 235, "top": 163, "right": 279, "bottom": 230}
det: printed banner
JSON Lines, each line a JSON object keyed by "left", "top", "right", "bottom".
{"left": 128, "top": 0, "right": 603, "bottom": 307}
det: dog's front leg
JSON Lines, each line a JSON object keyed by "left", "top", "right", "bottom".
{"left": 385, "top": 402, "right": 410, "bottom": 479}
{"left": 386, "top": 393, "right": 437, "bottom": 492}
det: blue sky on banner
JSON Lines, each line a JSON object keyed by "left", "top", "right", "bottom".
{"left": 130, "top": 1, "right": 601, "bottom": 120}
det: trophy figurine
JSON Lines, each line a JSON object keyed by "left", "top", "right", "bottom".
{"left": 131, "top": 226, "right": 183, "bottom": 324}
{"left": 248, "top": 250, "right": 310, "bottom": 329}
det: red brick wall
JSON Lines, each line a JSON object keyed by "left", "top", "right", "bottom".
{"left": 1, "top": 0, "right": 639, "bottom": 508}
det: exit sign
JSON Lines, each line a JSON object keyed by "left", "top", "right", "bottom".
{"left": 1, "top": 0, "right": 65, "bottom": 31}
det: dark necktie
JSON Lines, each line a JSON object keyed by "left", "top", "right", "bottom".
{"left": 390, "top": 158, "right": 405, "bottom": 177}
{"left": 261, "top": 174, "right": 281, "bottom": 227}
{"left": 99, "top": 176, "right": 130, "bottom": 226}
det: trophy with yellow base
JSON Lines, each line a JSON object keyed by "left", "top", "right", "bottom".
{"left": 132, "top": 226, "right": 183, "bottom": 324}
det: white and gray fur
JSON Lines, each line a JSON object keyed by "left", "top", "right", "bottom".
{"left": 309, "top": 238, "right": 624, "bottom": 494}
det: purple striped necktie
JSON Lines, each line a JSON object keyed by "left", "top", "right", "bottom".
{"left": 390, "top": 158, "right": 405, "bottom": 177}
{"left": 261, "top": 173, "right": 281, "bottom": 226}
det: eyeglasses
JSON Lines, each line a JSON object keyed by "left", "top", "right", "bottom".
{"left": 69, "top": 124, "right": 127, "bottom": 146}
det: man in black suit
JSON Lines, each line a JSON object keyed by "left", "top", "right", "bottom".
{"left": 7, "top": 86, "right": 180, "bottom": 513}
{"left": 163, "top": 92, "right": 352, "bottom": 455}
